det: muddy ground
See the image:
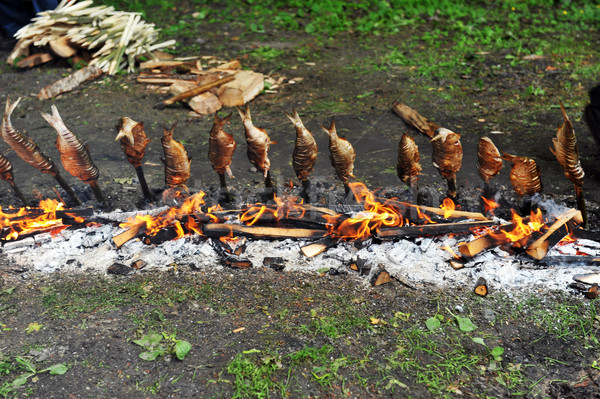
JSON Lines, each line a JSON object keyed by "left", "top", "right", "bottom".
{"left": 1, "top": 9, "right": 600, "bottom": 399}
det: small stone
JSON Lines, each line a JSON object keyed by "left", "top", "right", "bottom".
{"left": 107, "top": 262, "right": 134, "bottom": 276}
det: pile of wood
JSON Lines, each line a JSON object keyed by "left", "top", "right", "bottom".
{"left": 8, "top": 0, "right": 175, "bottom": 75}
{"left": 137, "top": 57, "right": 267, "bottom": 115}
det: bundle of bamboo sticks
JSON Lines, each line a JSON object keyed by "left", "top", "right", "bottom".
{"left": 8, "top": 0, "right": 175, "bottom": 75}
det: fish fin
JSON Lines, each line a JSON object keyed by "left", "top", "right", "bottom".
{"left": 4, "top": 96, "right": 21, "bottom": 119}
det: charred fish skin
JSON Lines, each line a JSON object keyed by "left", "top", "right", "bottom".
{"left": 430, "top": 127, "right": 463, "bottom": 180}
{"left": 41, "top": 105, "right": 100, "bottom": 184}
{"left": 551, "top": 104, "right": 584, "bottom": 186}
{"left": 237, "top": 105, "right": 271, "bottom": 178}
{"left": 208, "top": 113, "right": 236, "bottom": 178}
{"left": 321, "top": 117, "right": 355, "bottom": 184}
{"left": 115, "top": 117, "right": 151, "bottom": 168}
{"left": 396, "top": 132, "right": 422, "bottom": 185}
{"left": 161, "top": 122, "right": 191, "bottom": 189}
{"left": 477, "top": 136, "right": 503, "bottom": 184}
{"left": 286, "top": 108, "right": 317, "bottom": 183}
{"left": 501, "top": 152, "right": 543, "bottom": 197}
{"left": 2, "top": 97, "right": 58, "bottom": 175}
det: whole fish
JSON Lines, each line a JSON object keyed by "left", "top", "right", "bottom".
{"left": 41, "top": 105, "right": 99, "bottom": 184}
{"left": 115, "top": 117, "right": 151, "bottom": 168}
{"left": 2, "top": 97, "right": 58, "bottom": 175}
{"left": 501, "top": 152, "right": 543, "bottom": 197}
{"left": 286, "top": 109, "right": 317, "bottom": 183}
{"left": 396, "top": 132, "right": 421, "bottom": 185}
{"left": 550, "top": 103, "right": 584, "bottom": 188}
{"left": 208, "top": 113, "right": 236, "bottom": 178}
{"left": 477, "top": 137, "right": 502, "bottom": 184}
{"left": 161, "top": 122, "right": 191, "bottom": 189}
{"left": 321, "top": 117, "right": 355, "bottom": 184}
{"left": 237, "top": 105, "right": 270, "bottom": 178}
{"left": 431, "top": 128, "right": 463, "bottom": 180}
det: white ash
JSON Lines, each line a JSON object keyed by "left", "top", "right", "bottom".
{"left": 3, "top": 215, "right": 600, "bottom": 295}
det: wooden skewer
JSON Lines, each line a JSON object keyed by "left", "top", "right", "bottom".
{"left": 154, "top": 74, "right": 236, "bottom": 109}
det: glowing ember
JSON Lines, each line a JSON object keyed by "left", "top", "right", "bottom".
{"left": 498, "top": 209, "right": 545, "bottom": 243}
{"left": 0, "top": 199, "right": 76, "bottom": 240}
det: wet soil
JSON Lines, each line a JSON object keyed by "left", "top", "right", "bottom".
{"left": 1, "top": 8, "right": 600, "bottom": 398}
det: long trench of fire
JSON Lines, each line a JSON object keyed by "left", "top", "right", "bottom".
{"left": 0, "top": 98, "right": 598, "bottom": 296}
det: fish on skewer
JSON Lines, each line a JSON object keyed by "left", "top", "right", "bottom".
{"left": 321, "top": 117, "right": 355, "bottom": 195}
{"left": 396, "top": 131, "right": 422, "bottom": 203}
{"left": 0, "top": 152, "right": 28, "bottom": 206}
{"left": 285, "top": 108, "right": 317, "bottom": 201}
{"left": 115, "top": 117, "right": 152, "bottom": 201}
{"left": 551, "top": 103, "right": 587, "bottom": 228}
{"left": 392, "top": 102, "right": 439, "bottom": 139}
{"left": 501, "top": 152, "right": 543, "bottom": 197}
{"left": 430, "top": 128, "right": 462, "bottom": 199}
{"left": 41, "top": 105, "right": 107, "bottom": 208}
{"left": 2, "top": 97, "right": 81, "bottom": 205}
{"left": 237, "top": 104, "right": 272, "bottom": 189}
{"left": 161, "top": 122, "right": 191, "bottom": 191}
{"left": 208, "top": 113, "right": 236, "bottom": 201}
{"left": 477, "top": 136, "right": 503, "bottom": 203}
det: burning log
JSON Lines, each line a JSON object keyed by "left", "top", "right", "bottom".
{"left": 41, "top": 105, "right": 108, "bottom": 208}
{"left": 431, "top": 128, "right": 463, "bottom": 200}
{"left": 474, "top": 277, "right": 488, "bottom": 297}
{"left": 376, "top": 220, "right": 495, "bottom": 239}
{"left": 321, "top": 118, "right": 356, "bottom": 196}
{"left": 211, "top": 238, "right": 253, "bottom": 269}
{"left": 396, "top": 132, "right": 422, "bottom": 203}
{"left": 550, "top": 103, "right": 587, "bottom": 228}
{"left": 382, "top": 198, "right": 489, "bottom": 221}
{"left": 525, "top": 209, "right": 582, "bottom": 260}
{"left": 161, "top": 122, "right": 191, "bottom": 191}
{"left": 203, "top": 224, "right": 325, "bottom": 240}
{"left": 286, "top": 109, "right": 317, "bottom": 202}
{"left": 154, "top": 73, "right": 235, "bottom": 109}
{"left": 391, "top": 102, "right": 439, "bottom": 138}
{"left": 477, "top": 137, "right": 502, "bottom": 200}
{"left": 300, "top": 237, "right": 337, "bottom": 257}
{"left": 115, "top": 117, "right": 152, "bottom": 201}
{"left": 37, "top": 65, "right": 104, "bottom": 100}
{"left": 0, "top": 153, "right": 28, "bottom": 206}
{"left": 208, "top": 113, "right": 236, "bottom": 201}
{"left": 237, "top": 104, "right": 273, "bottom": 190}
{"left": 2, "top": 97, "right": 81, "bottom": 206}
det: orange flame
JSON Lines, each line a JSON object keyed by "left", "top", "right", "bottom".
{"left": 481, "top": 197, "right": 499, "bottom": 214}
{"left": 440, "top": 198, "right": 456, "bottom": 219}
{"left": 0, "top": 199, "right": 73, "bottom": 240}
{"left": 441, "top": 245, "right": 460, "bottom": 259}
{"left": 496, "top": 209, "right": 545, "bottom": 243}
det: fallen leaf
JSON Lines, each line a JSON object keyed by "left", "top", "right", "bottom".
{"left": 25, "top": 322, "right": 43, "bottom": 334}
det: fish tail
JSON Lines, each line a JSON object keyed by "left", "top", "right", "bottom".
{"left": 41, "top": 105, "right": 69, "bottom": 133}
{"left": 3, "top": 96, "right": 21, "bottom": 124}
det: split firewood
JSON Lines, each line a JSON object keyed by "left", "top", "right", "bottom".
{"left": 0, "top": 153, "right": 28, "bottom": 206}
{"left": 188, "top": 92, "right": 223, "bottom": 115}
{"left": 501, "top": 152, "right": 543, "bottom": 198}
{"left": 525, "top": 209, "right": 582, "bottom": 260}
{"left": 6, "top": 38, "right": 30, "bottom": 66}
{"left": 2, "top": 97, "right": 81, "bottom": 206}
{"left": 38, "top": 65, "right": 104, "bottom": 100}
{"left": 322, "top": 117, "right": 356, "bottom": 196}
{"left": 154, "top": 73, "right": 235, "bottom": 109}
{"left": 48, "top": 37, "right": 77, "bottom": 58}
{"left": 585, "top": 284, "right": 599, "bottom": 300}
{"left": 391, "top": 102, "right": 439, "bottom": 138}
{"left": 237, "top": 104, "right": 273, "bottom": 189}
{"left": 300, "top": 237, "right": 337, "bottom": 257}
{"left": 430, "top": 128, "right": 463, "bottom": 199}
{"left": 16, "top": 53, "right": 53, "bottom": 69}
{"left": 136, "top": 74, "right": 198, "bottom": 85}
{"left": 41, "top": 105, "right": 108, "bottom": 208}
{"left": 161, "top": 122, "right": 191, "bottom": 191}
{"left": 208, "top": 113, "right": 236, "bottom": 201}
{"left": 370, "top": 267, "right": 392, "bottom": 286}
{"left": 376, "top": 220, "right": 494, "bottom": 239}
{"left": 474, "top": 277, "right": 488, "bottom": 297}
{"left": 203, "top": 224, "right": 325, "bottom": 240}
{"left": 396, "top": 132, "right": 422, "bottom": 202}
{"left": 550, "top": 103, "right": 587, "bottom": 228}
{"left": 477, "top": 136, "right": 502, "bottom": 199}
{"left": 216, "top": 70, "right": 264, "bottom": 107}
{"left": 115, "top": 117, "right": 152, "bottom": 201}
{"left": 286, "top": 108, "right": 317, "bottom": 202}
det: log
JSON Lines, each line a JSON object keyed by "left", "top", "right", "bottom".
{"left": 49, "top": 37, "right": 78, "bottom": 58}
{"left": 154, "top": 73, "right": 235, "bottom": 109}
{"left": 458, "top": 216, "right": 534, "bottom": 258}
{"left": 7, "top": 38, "right": 31, "bottom": 65}
{"left": 203, "top": 224, "right": 325, "bottom": 239}
{"left": 38, "top": 65, "right": 104, "bottom": 100}
{"left": 136, "top": 74, "right": 198, "bottom": 84}
{"left": 217, "top": 70, "right": 264, "bottom": 106}
{"left": 113, "top": 224, "right": 144, "bottom": 248}
{"left": 371, "top": 267, "right": 391, "bottom": 286}
{"left": 474, "top": 277, "right": 488, "bottom": 296}
{"left": 16, "top": 52, "right": 53, "bottom": 68}
{"left": 139, "top": 59, "right": 196, "bottom": 69}
{"left": 301, "top": 237, "right": 336, "bottom": 257}
{"left": 526, "top": 209, "right": 582, "bottom": 260}
{"left": 376, "top": 220, "right": 495, "bottom": 239}
{"left": 379, "top": 198, "right": 489, "bottom": 222}
{"left": 188, "top": 91, "right": 223, "bottom": 114}
{"left": 392, "top": 102, "right": 439, "bottom": 138}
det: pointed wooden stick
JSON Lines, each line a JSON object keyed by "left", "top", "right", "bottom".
{"left": 90, "top": 181, "right": 108, "bottom": 209}
{"left": 7, "top": 181, "right": 28, "bottom": 207}
{"left": 134, "top": 165, "right": 152, "bottom": 202}
{"left": 53, "top": 173, "right": 81, "bottom": 206}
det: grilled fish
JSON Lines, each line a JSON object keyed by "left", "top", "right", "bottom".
{"left": 286, "top": 109, "right": 317, "bottom": 183}
{"left": 237, "top": 105, "right": 270, "bottom": 178}
{"left": 431, "top": 128, "right": 462, "bottom": 180}
{"left": 115, "top": 117, "right": 151, "bottom": 168}
{"left": 396, "top": 132, "right": 422, "bottom": 185}
{"left": 208, "top": 113, "right": 236, "bottom": 178}
{"left": 321, "top": 118, "right": 355, "bottom": 184}
{"left": 551, "top": 103, "right": 584, "bottom": 187}
{"left": 477, "top": 137, "right": 502, "bottom": 184}
{"left": 501, "top": 152, "right": 543, "bottom": 197}
{"left": 161, "top": 122, "right": 191, "bottom": 189}
{"left": 41, "top": 105, "right": 99, "bottom": 184}
{"left": 2, "top": 97, "right": 58, "bottom": 175}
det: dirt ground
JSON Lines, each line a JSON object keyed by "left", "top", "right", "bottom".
{"left": 1, "top": 9, "right": 600, "bottom": 398}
